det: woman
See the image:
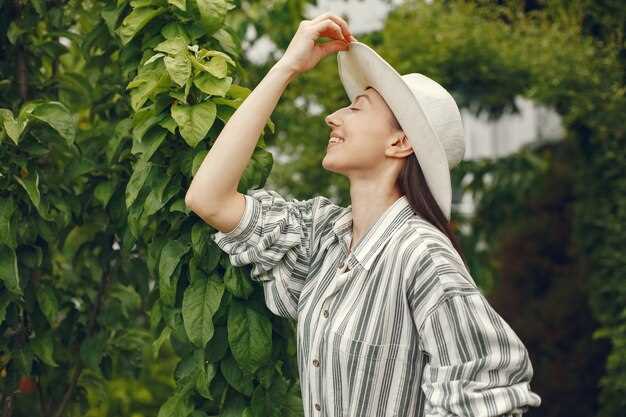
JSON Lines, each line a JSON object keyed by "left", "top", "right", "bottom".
{"left": 186, "top": 12, "right": 541, "bottom": 417}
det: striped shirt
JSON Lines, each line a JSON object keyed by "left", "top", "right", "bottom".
{"left": 211, "top": 188, "right": 542, "bottom": 417}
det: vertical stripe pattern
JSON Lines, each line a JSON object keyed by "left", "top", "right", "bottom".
{"left": 211, "top": 188, "right": 542, "bottom": 417}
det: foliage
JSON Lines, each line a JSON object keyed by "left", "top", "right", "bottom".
{"left": 0, "top": 0, "right": 303, "bottom": 416}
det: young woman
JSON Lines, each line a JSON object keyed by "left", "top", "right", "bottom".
{"left": 186, "top": 12, "right": 541, "bottom": 417}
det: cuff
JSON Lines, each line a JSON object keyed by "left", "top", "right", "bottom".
{"left": 212, "top": 193, "right": 259, "bottom": 242}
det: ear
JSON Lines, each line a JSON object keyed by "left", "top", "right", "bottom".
{"left": 389, "top": 133, "right": 413, "bottom": 158}
{"left": 394, "top": 132, "right": 413, "bottom": 157}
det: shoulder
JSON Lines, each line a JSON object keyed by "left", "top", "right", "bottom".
{"left": 392, "top": 215, "right": 478, "bottom": 297}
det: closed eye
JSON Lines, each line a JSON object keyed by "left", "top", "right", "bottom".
{"left": 349, "top": 107, "right": 359, "bottom": 111}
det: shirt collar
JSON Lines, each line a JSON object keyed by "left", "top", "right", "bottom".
{"left": 332, "top": 195, "right": 415, "bottom": 271}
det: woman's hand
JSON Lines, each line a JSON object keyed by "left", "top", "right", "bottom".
{"left": 278, "top": 12, "right": 357, "bottom": 76}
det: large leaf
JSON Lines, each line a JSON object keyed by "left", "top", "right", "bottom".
{"left": 182, "top": 275, "right": 224, "bottom": 348}
{"left": 171, "top": 101, "right": 216, "bottom": 148}
{"left": 227, "top": 300, "right": 272, "bottom": 374}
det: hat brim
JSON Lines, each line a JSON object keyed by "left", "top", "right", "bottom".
{"left": 337, "top": 42, "right": 452, "bottom": 220}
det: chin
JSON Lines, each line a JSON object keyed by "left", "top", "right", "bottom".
{"left": 322, "top": 154, "right": 343, "bottom": 174}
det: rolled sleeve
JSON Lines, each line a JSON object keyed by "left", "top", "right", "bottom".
{"left": 417, "top": 291, "right": 542, "bottom": 417}
{"left": 209, "top": 188, "right": 327, "bottom": 320}
{"left": 212, "top": 193, "right": 259, "bottom": 244}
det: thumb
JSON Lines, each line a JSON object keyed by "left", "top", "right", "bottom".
{"left": 318, "top": 40, "right": 350, "bottom": 56}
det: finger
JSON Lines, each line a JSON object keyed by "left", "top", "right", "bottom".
{"left": 318, "top": 39, "right": 350, "bottom": 56}
{"left": 312, "top": 19, "right": 346, "bottom": 42}
{"left": 311, "top": 12, "right": 352, "bottom": 42}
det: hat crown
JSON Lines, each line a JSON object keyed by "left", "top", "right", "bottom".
{"left": 401, "top": 74, "right": 465, "bottom": 169}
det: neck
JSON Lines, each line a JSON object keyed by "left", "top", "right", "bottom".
{"left": 347, "top": 184, "right": 403, "bottom": 252}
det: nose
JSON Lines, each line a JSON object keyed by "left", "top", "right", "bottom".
{"left": 325, "top": 109, "right": 340, "bottom": 128}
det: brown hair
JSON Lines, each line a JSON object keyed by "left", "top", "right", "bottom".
{"left": 390, "top": 116, "right": 469, "bottom": 271}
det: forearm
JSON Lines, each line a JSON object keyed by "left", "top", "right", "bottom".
{"left": 185, "top": 61, "right": 297, "bottom": 213}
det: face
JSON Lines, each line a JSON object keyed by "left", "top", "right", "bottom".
{"left": 322, "top": 86, "right": 412, "bottom": 176}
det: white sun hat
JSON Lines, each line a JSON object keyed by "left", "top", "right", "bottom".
{"left": 337, "top": 41, "right": 466, "bottom": 220}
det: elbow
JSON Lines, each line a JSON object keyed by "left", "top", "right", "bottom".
{"left": 185, "top": 191, "right": 196, "bottom": 210}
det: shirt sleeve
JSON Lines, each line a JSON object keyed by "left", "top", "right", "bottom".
{"left": 210, "top": 188, "right": 336, "bottom": 320}
{"left": 416, "top": 288, "right": 542, "bottom": 417}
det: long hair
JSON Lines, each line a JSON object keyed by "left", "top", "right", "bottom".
{"left": 391, "top": 117, "right": 469, "bottom": 271}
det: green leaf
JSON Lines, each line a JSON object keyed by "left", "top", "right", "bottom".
{"left": 143, "top": 168, "right": 175, "bottom": 217}
{"left": 0, "top": 293, "right": 12, "bottom": 326}
{"left": 126, "top": 159, "right": 152, "bottom": 208}
{"left": 205, "top": 55, "right": 227, "bottom": 78}
{"left": 13, "top": 170, "right": 53, "bottom": 221}
{"left": 0, "top": 245, "right": 20, "bottom": 295}
{"left": 171, "top": 101, "right": 216, "bottom": 148}
{"left": 220, "top": 353, "right": 254, "bottom": 396}
{"left": 0, "top": 198, "right": 17, "bottom": 249}
{"left": 154, "top": 36, "right": 188, "bottom": 55}
{"left": 157, "top": 390, "right": 194, "bottom": 417}
{"left": 80, "top": 333, "right": 107, "bottom": 371}
{"left": 168, "top": 0, "right": 186, "bottom": 11}
{"left": 62, "top": 223, "right": 101, "bottom": 262}
{"left": 127, "top": 65, "right": 172, "bottom": 112}
{"left": 131, "top": 127, "right": 167, "bottom": 162}
{"left": 164, "top": 52, "right": 192, "bottom": 87}
{"left": 153, "top": 326, "right": 172, "bottom": 359}
{"left": 31, "top": 331, "right": 58, "bottom": 367}
{"left": 159, "top": 240, "right": 190, "bottom": 305}
{"left": 224, "top": 264, "right": 254, "bottom": 299}
{"left": 0, "top": 109, "right": 26, "bottom": 144}
{"left": 109, "top": 283, "right": 141, "bottom": 318}
{"left": 35, "top": 284, "right": 59, "bottom": 328}
{"left": 182, "top": 275, "right": 224, "bottom": 348}
{"left": 29, "top": 101, "right": 76, "bottom": 145}
{"left": 197, "top": 48, "right": 237, "bottom": 67}
{"left": 193, "top": 73, "right": 232, "bottom": 96}
{"left": 195, "top": 362, "right": 216, "bottom": 400}
{"left": 116, "top": 6, "right": 166, "bottom": 45}
{"left": 150, "top": 300, "right": 162, "bottom": 333}
{"left": 193, "top": 0, "right": 235, "bottom": 36}
{"left": 228, "top": 300, "right": 272, "bottom": 374}
{"left": 94, "top": 180, "right": 117, "bottom": 208}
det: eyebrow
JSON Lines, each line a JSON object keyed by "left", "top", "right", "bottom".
{"left": 353, "top": 94, "right": 371, "bottom": 105}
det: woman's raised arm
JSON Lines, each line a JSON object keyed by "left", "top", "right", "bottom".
{"left": 185, "top": 13, "right": 354, "bottom": 233}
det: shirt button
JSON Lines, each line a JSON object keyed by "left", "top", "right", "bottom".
{"left": 312, "top": 359, "right": 320, "bottom": 367}
{"left": 322, "top": 310, "right": 329, "bottom": 318}
{"left": 315, "top": 403, "right": 321, "bottom": 411}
